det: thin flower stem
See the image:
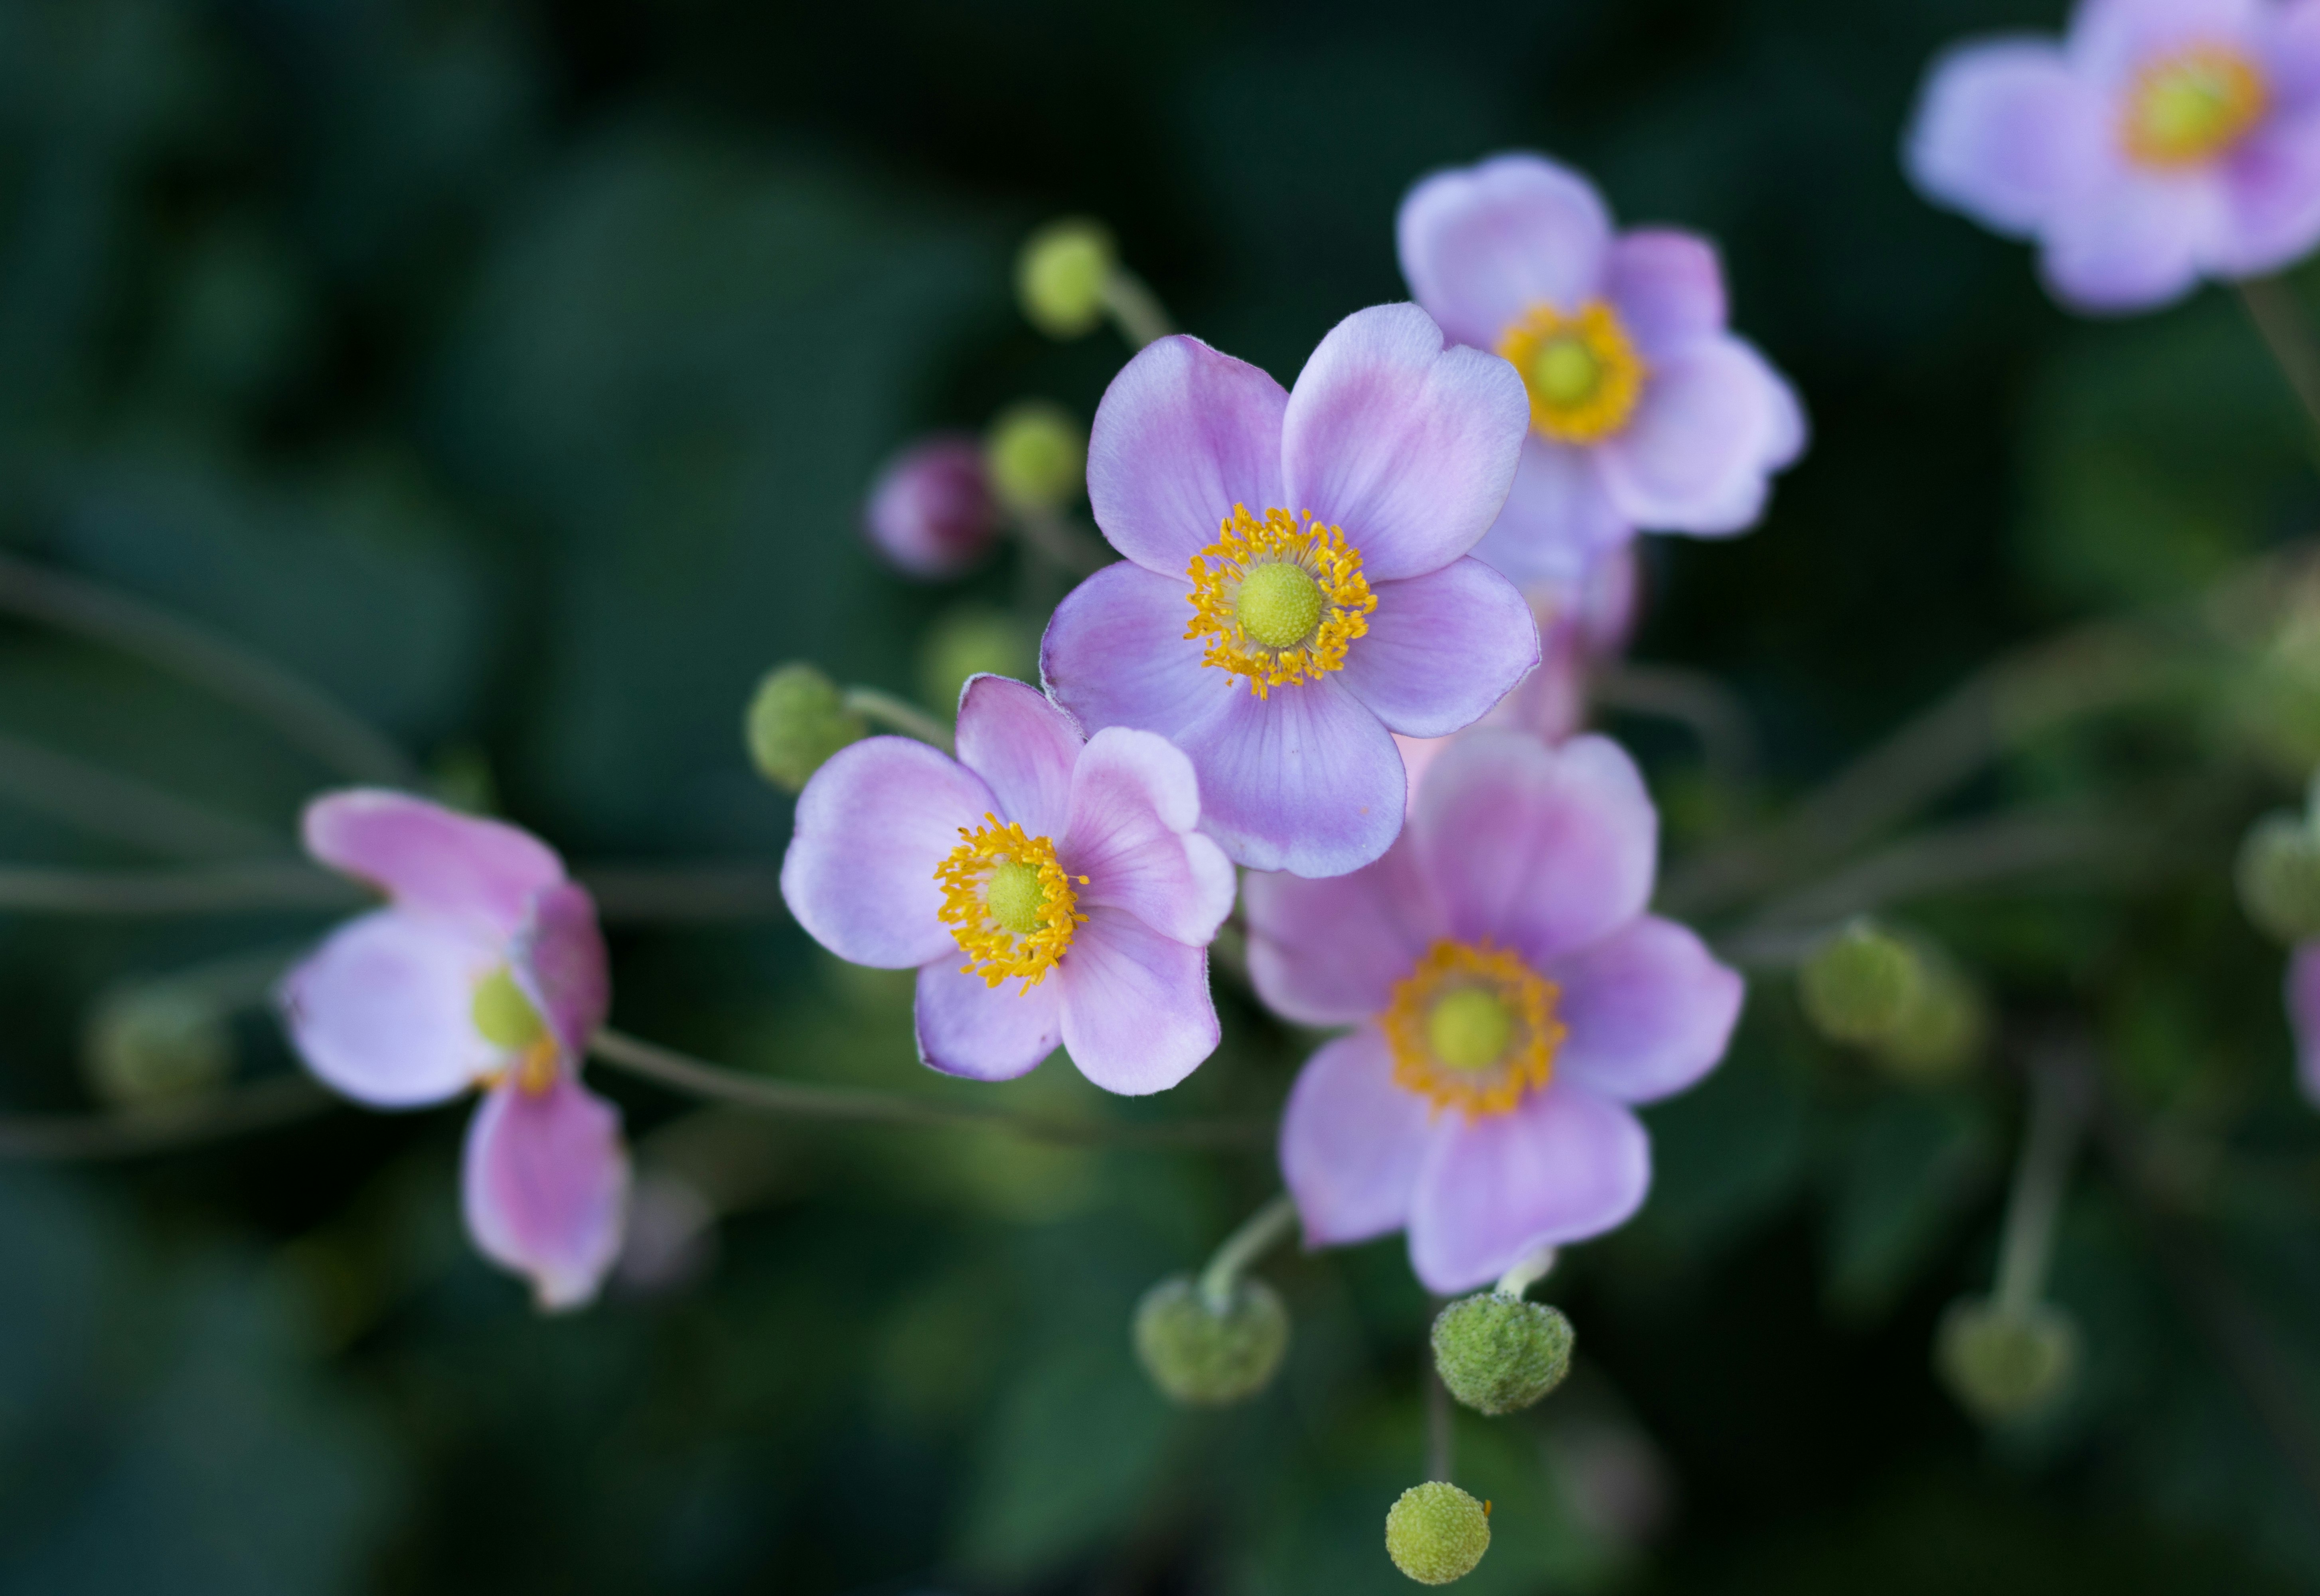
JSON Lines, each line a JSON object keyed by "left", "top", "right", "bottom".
{"left": 1426, "top": 1358, "right": 1455, "bottom": 1483}
{"left": 1591, "top": 663, "right": 1757, "bottom": 782}
{"left": 1011, "top": 504, "right": 1112, "bottom": 576}
{"left": 0, "top": 861, "right": 359, "bottom": 915}
{"left": 586, "top": 1027, "right": 1273, "bottom": 1152}
{"left": 2239, "top": 277, "right": 2320, "bottom": 447}
{"left": 841, "top": 688, "right": 954, "bottom": 754}
{"left": 1197, "top": 1192, "right": 1297, "bottom": 1305}
{"left": 1994, "top": 1058, "right": 2087, "bottom": 1316}
{"left": 1493, "top": 1246, "right": 1557, "bottom": 1299}
{"left": 1100, "top": 269, "right": 1174, "bottom": 349}
{"left": 0, "top": 1073, "right": 332, "bottom": 1159}
{"left": 0, "top": 730, "right": 283, "bottom": 859}
{"left": 0, "top": 551, "right": 420, "bottom": 788}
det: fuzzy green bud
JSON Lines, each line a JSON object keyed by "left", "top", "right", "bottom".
{"left": 918, "top": 606, "right": 1036, "bottom": 715}
{"left": 1132, "top": 1273, "right": 1289, "bottom": 1406}
{"left": 83, "top": 983, "right": 233, "bottom": 1107}
{"left": 1016, "top": 219, "right": 1115, "bottom": 338}
{"left": 1874, "top": 953, "right": 1988, "bottom": 1084}
{"left": 1798, "top": 919, "right": 1922, "bottom": 1046}
{"left": 745, "top": 662, "right": 865, "bottom": 792}
{"left": 1935, "top": 1296, "right": 2079, "bottom": 1423}
{"left": 2237, "top": 811, "right": 2320, "bottom": 943}
{"left": 1384, "top": 1482, "right": 1491, "bottom": 1585}
{"left": 1431, "top": 1291, "right": 1574, "bottom": 1415}
{"left": 985, "top": 401, "right": 1086, "bottom": 514}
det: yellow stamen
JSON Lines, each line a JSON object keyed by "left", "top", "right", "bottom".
{"left": 1497, "top": 301, "right": 1647, "bottom": 444}
{"left": 1382, "top": 940, "right": 1566, "bottom": 1119}
{"left": 1184, "top": 504, "right": 1377, "bottom": 699}
{"left": 934, "top": 814, "right": 1088, "bottom": 991}
{"left": 2123, "top": 45, "right": 2268, "bottom": 167}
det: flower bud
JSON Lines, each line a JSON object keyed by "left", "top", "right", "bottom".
{"left": 745, "top": 662, "right": 865, "bottom": 792}
{"left": 919, "top": 606, "right": 1037, "bottom": 715}
{"left": 1874, "top": 952, "right": 1987, "bottom": 1084}
{"left": 1798, "top": 918, "right": 1921, "bottom": 1046}
{"left": 985, "top": 401, "right": 1085, "bottom": 514}
{"left": 1015, "top": 218, "right": 1115, "bottom": 338}
{"left": 1935, "top": 1296, "right": 2079, "bottom": 1423}
{"left": 1431, "top": 1291, "right": 1574, "bottom": 1415}
{"left": 863, "top": 434, "right": 999, "bottom": 580}
{"left": 82, "top": 982, "right": 234, "bottom": 1107}
{"left": 2237, "top": 811, "right": 2320, "bottom": 943}
{"left": 1384, "top": 1481, "right": 1491, "bottom": 1586}
{"left": 1132, "top": 1273, "right": 1289, "bottom": 1406}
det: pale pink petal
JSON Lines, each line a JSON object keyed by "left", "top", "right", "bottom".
{"left": 1054, "top": 908, "right": 1220, "bottom": 1094}
{"left": 510, "top": 881, "right": 609, "bottom": 1053}
{"left": 1547, "top": 917, "right": 1744, "bottom": 1104}
{"left": 1906, "top": 38, "right": 2107, "bottom": 235}
{"left": 2042, "top": 170, "right": 2217, "bottom": 312}
{"left": 955, "top": 673, "right": 1085, "bottom": 840}
{"left": 303, "top": 789, "right": 565, "bottom": 939}
{"left": 462, "top": 1073, "right": 630, "bottom": 1312}
{"left": 2072, "top": 0, "right": 2265, "bottom": 85}
{"left": 1471, "top": 437, "right": 1633, "bottom": 586}
{"left": 1176, "top": 676, "right": 1406, "bottom": 878}
{"left": 1602, "top": 229, "right": 1728, "bottom": 360}
{"left": 2213, "top": 113, "right": 2320, "bottom": 275}
{"left": 1596, "top": 339, "right": 1791, "bottom": 534}
{"left": 1396, "top": 153, "right": 1615, "bottom": 349}
{"left": 1041, "top": 561, "right": 1240, "bottom": 744}
{"left": 1086, "top": 333, "right": 1288, "bottom": 576}
{"left": 280, "top": 909, "right": 500, "bottom": 1108}
{"left": 1060, "top": 727, "right": 1236, "bottom": 946}
{"left": 1336, "top": 558, "right": 1540, "bottom": 739}
{"left": 1279, "top": 1027, "right": 1436, "bottom": 1246}
{"left": 1244, "top": 840, "right": 1444, "bottom": 1025}
{"left": 914, "top": 957, "right": 1063, "bottom": 1082}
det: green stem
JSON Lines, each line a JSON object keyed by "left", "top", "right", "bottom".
{"left": 0, "top": 730, "right": 281, "bottom": 859}
{"left": 0, "top": 861, "right": 357, "bottom": 915}
{"left": 1100, "top": 269, "right": 1174, "bottom": 349}
{"left": 841, "top": 688, "right": 954, "bottom": 754}
{"left": 1493, "top": 1245, "right": 1558, "bottom": 1299}
{"left": 1591, "top": 663, "right": 1757, "bottom": 782}
{"left": 0, "top": 1074, "right": 331, "bottom": 1159}
{"left": 1994, "top": 1059, "right": 2087, "bottom": 1316}
{"left": 1426, "top": 1356, "right": 1455, "bottom": 1483}
{"left": 1197, "top": 1192, "right": 1296, "bottom": 1306}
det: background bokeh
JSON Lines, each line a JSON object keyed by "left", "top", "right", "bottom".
{"left": 4, "top": 0, "right": 2320, "bottom": 1590}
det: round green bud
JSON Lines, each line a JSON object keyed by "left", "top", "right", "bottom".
{"left": 1935, "top": 1296, "right": 2079, "bottom": 1424}
{"left": 1384, "top": 1481, "right": 1491, "bottom": 1586}
{"left": 82, "top": 983, "right": 233, "bottom": 1108}
{"left": 745, "top": 662, "right": 865, "bottom": 793}
{"left": 918, "top": 606, "right": 1036, "bottom": 714}
{"left": 1132, "top": 1273, "right": 1290, "bottom": 1406}
{"left": 1430, "top": 1290, "right": 1574, "bottom": 1415}
{"left": 1798, "top": 919, "right": 1922, "bottom": 1046}
{"left": 1873, "top": 954, "right": 1988, "bottom": 1084}
{"left": 2237, "top": 811, "right": 2320, "bottom": 943}
{"left": 1016, "top": 218, "right": 1116, "bottom": 338}
{"left": 985, "top": 401, "right": 1086, "bottom": 514}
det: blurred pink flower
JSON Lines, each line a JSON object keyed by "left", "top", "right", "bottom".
{"left": 863, "top": 434, "right": 1000, "bottom": 579}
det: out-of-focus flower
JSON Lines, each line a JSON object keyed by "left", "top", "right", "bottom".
{"left": 280, "top": 791, "right": 628, "bottom": 1312}
{"left": 1906, "top": 0, "right": 2320, "bottom": 313}
{"left": 1248, "top": 732, "right": 1741, "bottom": 1292}
{"left": 1017, "top": 218, "right": 1117, "bottom": 338}
{"left": 984, "top": 401, "right": 1086, "bottom": 514}
{"left": 2285, "top": 944, "right": 2320, "bottom": 1102}
{"left": 1397, "top": 154, "right": 1805, "bottom": 585}
{"left": 782, "top": 674, "right": 1235, "bottom": 1092}
{"left": 863, "top": 434, "right": 1000, "bottom": 579}
{"left": 1133, "top": 1273, "right": 1291, "bottom": 1405}
{"left": 1043, "top": 304, "right": 1539, "bottom": 879}
{"left": 920, "top": 605, "right": 1039, "bottom": 715}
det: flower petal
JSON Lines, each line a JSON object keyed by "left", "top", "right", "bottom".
{"left": 1061, "top": 727, "right": 1236, "bottom": 946}
{"left": 1279, "top": 1026, "right": 1434, "bottom": 1246}
{"left": 2288, "top": 943, "right": 2320, "bottom": 1108}
{"left": 1178, "top": 676, "right": 1406, "bottom": 877}
{"left": 955, "top": 673, "right": 1085, "bottom": 840}
{"left": 1086, "top": 333, "right": 1288, "bottom": 575}
{"left": 1407, "top": 1085, "right": 1650, "bottom": 1293}
{"left": 303, "top": 789, "right": 565, "bottom": 940}
{"left": 1548, "top": 917, "right": 1743, "bottom": 1104}
{"left": 1596, "top": 338, "right": 1790, "bottom": 534}
{"left": 1396, "top": 153, "right": 1615, "bottom": 349}
{"left": 1054, "top": 907, "right": 1220, "bottom": 1094}
{"left": 1905, "top": 39, "right": 2107, "bottom": 236}
{"left": 2073, "top": 0, "right": 2264, "bottom": 83}
{"left": 2042, "top": 171, "right": 2216, "bottom": 312}
{"left": 1244, "top": 840, "right": 1443, "bottom": 1025}
{"left": 1602, "top": 229, "right": 1728, "bottom": 360}
{"left": 781, "top": 736, "right": 996, "bottom": 969}
{"left": 1280, "top": 303, "right": 1530, "bottom": 581}
{"left": 914, "top": 957, "right": 1063, "bottom": 1082}
{"left": 462, "top": 1073, "right": 630, "bottom": 1312}
{"left": 280, "top": 909, "right": 500, "bottom": 1108}
{"left": 1337, "top": 558, "right": 1540, "bottom": 739}
{"left": 1414, "top": 731, "right": 1656, "bottom": 966}
{"left": 1042, "top": 560, "right": 1240, "bottom": 743}
{"left": 2214, "top": 115, "right": 2320, "bottom": 276}
{"left": 509, "top": 881, "right": 610, "bottom": 1053}
{"left": 1471, "top": 437, "right": 1632, "bottom": 586}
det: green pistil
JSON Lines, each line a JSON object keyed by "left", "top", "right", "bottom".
{"left": 471, "top": 966, "right": 547, "bottom": 1050}
{"left": 986, "top": 859, "right": 1049, "bottom": 936}
{"left": 1531, "top": 337, "right": 1601, "bottom": 406}
{"left": 1428, "top": 987, "right": 1514, "bottom": 1072}
{"left": 1235, "top": 561, "right": 1323, "bottom": 650}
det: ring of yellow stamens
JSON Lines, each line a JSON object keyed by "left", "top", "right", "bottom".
{"left": 2123, "top": 45, "right": 2269, "bottom": 167}
{"left": 1382, "top": 940, "right": 1566, "bottom": 1119}
{"left": 1497, "top": 301, "right": 1647, "bottom": 444}
{"left": 471, "top": 965, "right": 560, "bottom": 1096}
{"left": 1184, "top": 505, "right": 1377, "bottom": 698}
{"left": 934, "top": 814, "right": 1088, "bottom": 991}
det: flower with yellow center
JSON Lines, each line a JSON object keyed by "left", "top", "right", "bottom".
{"left": 2122, "top": 46, "right": 2269, "bottom": 168}
{"left": 1497, "top": 301, "right": 1648, "bottom": 444}
{"left": 1381, "top": 940, "right": 1567, "bottom": 1119}
{"left": 471, "top": 965, "right": 559, "bottom": 1095}
{"left": 1183, "top": 504, "right": 1377, "bottom": 699}
{"left": 933, "top": 814, "right": 1089, "bottom": 991}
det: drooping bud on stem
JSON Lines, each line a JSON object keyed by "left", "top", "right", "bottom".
{"left": 83, "top": 980, "right": 234, "bottom": 1107}
{"left": 1431, "top": 1291, "right": 1575, "bottom": 1417}
{"left": 744, "top": 663, "right": 865, "bottom": 792}
{"left": 1384, "top": 1481, "right": 1491, "bottom": 1585}
{"left": 1799, "top": 918, "right": 1984, "bottom": 1082}
{"left": 1132, "top": 1193, "right": 1295, "bottom": 1406}
{"left": 985, "top": 401, "right": 1086, "bottom": 516}
{"left": 1015, "top": 219, "right": 1116, "bottom": 338}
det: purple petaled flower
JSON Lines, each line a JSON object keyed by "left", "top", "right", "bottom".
{"left": 782, "top": 674, "right": 1236, "bottom": 1092}
{"left": 1396, "top": 154, "right": 1806, "bottom": 587}
{"left": 864, "top": 433, "right": 1000, "bottom": 579}
{"left": 2287, "top": 944, "right": 2320, "bottom": 1102}
{"left": 1907, "top": 0, "right": 2320, "bottom": 313}
{"left": 1247, "top": 731, "right": 1743, "bottom": 1292}
{"left": 280, "top": 791, "right": 628, "bottom": 1311}
{"left": 1041, "top": 303, "right": 1540, "bottom": 880}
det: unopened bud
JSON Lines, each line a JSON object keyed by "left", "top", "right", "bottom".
{"left": 1935, "top": 1296, "right": 2079, "bottom": 1423}
{"left": 1798, "top": 919, "right": 1921, "bottom": 1045}
{"left": 2237, "top": 811, "right": 2320, "bottom": 943}
{"left": 745, "top": 663, "right": 864, "bottom": 792}
{"left": 1385, "top": 1481, "right": 1491, "bottom": 1586}
{"left": 83, "top": 983, "right": 233, "bottom": 1107}
{"left": 985, "top": 401, "right": 1084, "bottom": 514}
{"left": 920, "top": 606, "right": 1037, "bottom": 715}
{"left": 1431, "top": 1291, "right": 1574, "bottom": 1415}
{"left": 1874, "top": 953, "right": 1987, "bottom": 1083}
{"left": 863, "top": 434, "right": 999, "bottom": 580}
{"left": 1016, "top": 218, "right": 1115, "bottom": 338}
{"left": 1132, "top": 1273, "right": 1289, "bottom": 1406}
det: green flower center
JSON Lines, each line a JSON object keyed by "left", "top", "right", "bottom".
{"left": 985, "top": 859, "right": 1050, "bottom": 936}
{"left": 1428, "top": 987, "right": 1516, "bottom": 1073}
{"left": 1530, "top": 337, "right": 1602, "bottom": 407}
{"left": 1234, "top": 561, "right": 1323, "bottom": 650}
{"left": 471, "top": 966, "right": 546, "bottom": 1050}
